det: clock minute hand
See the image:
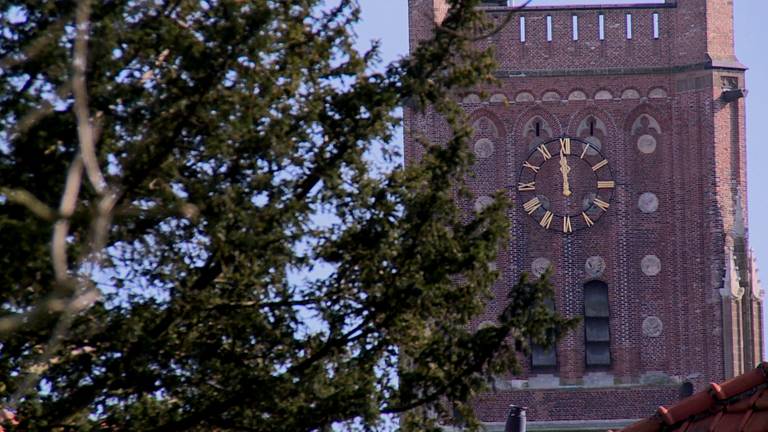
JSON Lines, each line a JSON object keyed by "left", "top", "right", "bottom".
{"left": 559, "top": 152, "right": 572, "bottom": 197}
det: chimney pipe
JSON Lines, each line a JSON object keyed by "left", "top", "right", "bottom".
{"left": 505, "top": 405, "right": 527, "bottom": 432}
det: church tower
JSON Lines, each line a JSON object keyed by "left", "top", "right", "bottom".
{"left": 406, "top": 0, "right": 762, "bottom": 429}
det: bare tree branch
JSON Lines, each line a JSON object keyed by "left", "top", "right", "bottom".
{"left": 72, "top": 0, "right": 106, "bottom": 195}
{"left": 52, "top": 155, "right": 84, "bottom": 284}
{"left": 0, "top": 188, "right": 56, "bottom": 221}
{"left": 8, "top": 0, "right": 114, "bottom": 410}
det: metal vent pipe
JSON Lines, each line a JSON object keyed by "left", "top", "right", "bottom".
{"left": 504, "top": 405, "right": 527, "bottom": 432}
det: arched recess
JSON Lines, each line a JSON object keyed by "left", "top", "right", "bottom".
{"left": 489, "top": 93, "right": 508, "bottom": 104}
{"left": 515, "top": 91, "right": 535, "bottom": 103}
{"left": 468, "top": 110, "right": 506, "bottom": 168}
{"left": 624, "top": 105, "right": 668, "bottom": 195}
{"left": 514, "top": 107, "right": 562, "bottom": 152}
{"left": 568, "top": 90, "right": 588, "bottom": 101}
{"left": 567, "top": 107, "right": 617, "bottom": 157}
{"left": 542, "top": 90, "right": 562, "bottom": 102}
{"left": 648, "top": 87, "right": 668, "bottom": 99}
{"left": 594, "top": 89, "right": 614, "bottom": 101}
{"left": 462, "top": 93, "right": 482, "bottom": 104}
{"left": 621, "top": 88, "right": 641, "bottom": 100}
{"left": 469, "top": 109, "right": 505, "bottom": 140}
{"left": 624, "top": 105, "right": 665, "bottom": 155}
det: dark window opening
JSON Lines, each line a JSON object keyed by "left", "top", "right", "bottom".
{"left": 535, "top": 121, "right": 541, "bottom": 137}
{"left": 589, "top": 118, "right": 595, "bottom": 136}
{"left": 531, "top": 299, "right": 557, "bottom": 368}
{"left": 584, "top": 280, "right": 610, "bottom": 367}
{"left": 679, "top": 382, "right": 695, "bottom": 399}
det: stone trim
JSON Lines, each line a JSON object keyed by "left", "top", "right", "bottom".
{"left": 482, "top": 419, "right": 642, "bottom": 432}
{"left": 495, "top": 62, "right": 746, "bottom": 79}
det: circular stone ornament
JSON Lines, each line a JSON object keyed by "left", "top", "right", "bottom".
{"left": 585, "top": 256, "right": 606, "bottom": 278}
{"left": 638, "top": 192, "right": 659, "bottom": 214}
{"left": 474, "top": 195, "right": 494, "bottom": 213}
{"left": 637, "top": 134, "right": 657, "bottom": 154}
{"left": 642, "top": 316, "right": 663, "bottom": 337}
{"left": 474, "top": 138, "right": 495, "bottom": 159}
{"left": 641, "top": 255, "right": 662, "bottom": 276}
{"left": 531, "top": 258, "right": 553, "bottom": 278}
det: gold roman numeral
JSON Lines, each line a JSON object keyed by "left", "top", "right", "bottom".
{"left": 563, "top": 216, "right": 573, "bottom": 233}
{"left": 580, "top": 143, "right": 591, "bottom": 159}
{"left": 560, "top": 138, "right": 571, "bottom": 155}
{"left": 597, "top": 180, "right": 615, "bottom": 189}
{"left": 523, "top": 197, "right": 542, "bottom": 214}
{"left": 582, "top": 212, "right": 595, "bottom": 227}
{"left": 540, "top": 211, "right": 554, "bottom": 229}
{"left": 594, "top": 198, "right": 610, "bottom": 211}
{"left": 592, "top": 159, "right": 609, "bottom": 172}
{"left": 537, "top": 145, "right": 552, "bottom": 160}
{"left": 518, "top": 181, "right": 536, "bottom": 192}
{"left": 523, "top": 161, "right": 540, "bottom": 173}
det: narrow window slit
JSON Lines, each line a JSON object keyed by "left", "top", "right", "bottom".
{"left": 572, "top": 15, "right": 579, "bottom": 41}
{"left": 535, "top": 121, "right": 541, "bottom": 137}
{"left": 626, "top": 14, "right": 633, "bottom": 39}
{"left": 520, "top": 16, "right": 526, "bottom": 43}
{"left": 547, "top": 15, "right": 553, "bottom": 42}
{"left": 598, "top": 14, "right": 605, "bottom": 41}
{"left": 653, "top": 13, "right": 660, "bottom": 39}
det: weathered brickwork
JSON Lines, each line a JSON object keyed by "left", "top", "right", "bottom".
{"left": 406, "top": 0, "right": 763, "bottom": 425}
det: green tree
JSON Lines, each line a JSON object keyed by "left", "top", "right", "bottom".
{"left": 0, "top": 0, "right": 569, "bottom": 430}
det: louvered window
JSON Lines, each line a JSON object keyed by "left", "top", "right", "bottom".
{"left": 584, "top": 281, "right": 610, "bottom": 366}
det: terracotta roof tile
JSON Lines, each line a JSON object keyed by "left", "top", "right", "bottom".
{"left": 718, "top": 367, "right": 768, "bottom": 399}
{"left": 744, "top": 410, "right": 768, "bottom": 431}
{"left": 619, "top": 363, "right": 768, "bottom": 432}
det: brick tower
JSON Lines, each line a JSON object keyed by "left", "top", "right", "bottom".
{"left": 406, "top": 0, "right": 763, "bottom": 429}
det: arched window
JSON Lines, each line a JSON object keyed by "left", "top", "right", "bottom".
{"left": 523, "top": 115, "right": 554, "bottom": 150}
{"left": 584, "top": 281, "right": 610, "bottom": 366}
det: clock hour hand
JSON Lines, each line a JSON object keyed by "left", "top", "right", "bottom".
{"left": 559, "top": 152, "right": 572, "bottom": 197}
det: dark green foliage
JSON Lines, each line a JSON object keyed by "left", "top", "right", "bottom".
{"left": 0, "top": 0, "right": 572, "bottom": 430}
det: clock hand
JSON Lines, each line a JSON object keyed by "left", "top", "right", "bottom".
{"left": 559, "top": 152, "right": 572, "bottom": 197}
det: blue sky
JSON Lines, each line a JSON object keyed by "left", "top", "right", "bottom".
{"left": 355, "top": 1, "right": 768, "bottom": 301}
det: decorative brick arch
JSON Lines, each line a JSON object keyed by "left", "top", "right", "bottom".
{"left": 514, "top": 107, "right": 562, "bottom": 139}
{"left": 566, "top": 106, "right": 618, "bottom": 139}
{"left": 513, "top": 107, "right": 562, "bottom": 152}
{"left": 568, "top": 89, "right": 589, "bottom": 101}
{"left": 468, "top": 109, "right": 506, "bottom": 140}
{"left": 623, "top": 104, "right": 668, "bottom": 137}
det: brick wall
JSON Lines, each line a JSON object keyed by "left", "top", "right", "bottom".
{"left": 405, "top": 0, "right": 759, "bottom": 423}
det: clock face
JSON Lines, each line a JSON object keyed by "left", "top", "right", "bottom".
{"left": 517, "top": 137, "right": 614, "bottom": 233}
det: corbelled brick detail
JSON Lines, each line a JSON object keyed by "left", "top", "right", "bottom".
{"left": 405, "top": 0, "right": 761, "bottom": 424}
